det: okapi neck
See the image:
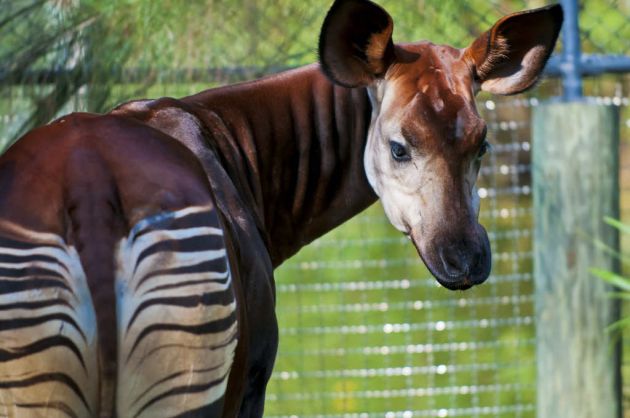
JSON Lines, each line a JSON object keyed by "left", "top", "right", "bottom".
{"left": 184, "top": 64, "right": 377, "bottom": 266}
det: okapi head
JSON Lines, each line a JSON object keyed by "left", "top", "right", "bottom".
{"left": 319, "top": 0, "right": 562, "bottom": 290}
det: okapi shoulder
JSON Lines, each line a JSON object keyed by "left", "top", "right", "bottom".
{"left": 110, "top": 97, "right": 210, "bottom": 152}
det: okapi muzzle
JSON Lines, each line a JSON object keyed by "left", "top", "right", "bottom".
{"left": 320, "top": 0, "right": 563, "bottom": 290}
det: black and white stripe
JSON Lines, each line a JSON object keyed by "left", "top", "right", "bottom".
{"left": 0, "top": 222, "right": 99, "bottom": 418}
{"left": 115, "top": 205, "right": 238, "bottom": 417}
{"left": 0, "top": 205, "right": 237, "bottom": 417}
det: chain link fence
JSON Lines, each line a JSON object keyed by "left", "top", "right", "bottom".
{"left": 1, "top": 0, "right": 629, "bottom": 416}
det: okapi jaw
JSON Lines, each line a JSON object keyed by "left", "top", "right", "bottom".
{"left": 319, "top": 0, "right": 562, "bottom": 290}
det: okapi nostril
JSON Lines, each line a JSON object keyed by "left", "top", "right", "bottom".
{"left": 470, "top": 252, "right": 484, "bottom": 275}
{"left": 439, "top": 248, "right": 469, "bottom": 277}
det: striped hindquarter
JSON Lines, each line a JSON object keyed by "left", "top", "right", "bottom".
{"left": 115, "top": 205, "right": 238, "bottom": 417}
{"left": 0, "top": 205, "right": 238, "bottom": 417}
{"left": 0, "top": 223, "right": 99, "bottom": 418}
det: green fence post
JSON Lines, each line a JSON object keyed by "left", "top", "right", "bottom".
{"left": 533, "top": 102, "right": 621, "bottom": 418}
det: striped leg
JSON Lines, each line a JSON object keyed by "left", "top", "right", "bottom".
{"left": 115, "top": 205, "right": 238, "bottom": 418}
{"left": 0, "top": 224, "right": 99, "bottom": 418}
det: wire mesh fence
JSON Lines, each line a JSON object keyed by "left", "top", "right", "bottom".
{"left": 267, "top": 72, "right": 630, "bottom": 416}
{"left": 1, "top": 0, "right": 630, "bottom": 417}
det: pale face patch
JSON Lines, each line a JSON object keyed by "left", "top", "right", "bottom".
{"left": 364, "top": 82, "right": 483, "bottom": 237}
{"left": 363, "top": 57, "right": 490, "bottom": 289}
{"left": 364, "top": 120, "right": 433, "bottom": 234}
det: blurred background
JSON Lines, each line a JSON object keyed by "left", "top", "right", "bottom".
{"left": 1, "top": 0, "right": 629, "bottom": 417}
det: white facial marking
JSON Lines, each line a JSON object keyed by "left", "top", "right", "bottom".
{"left": 364, "top": 82, "right": 482, "bottom": 239}
{"left": 364, "top": 129, "right": 428, "bottom": 233}
{"left": 364, "top": 83, "right": 431, "bottom": 233}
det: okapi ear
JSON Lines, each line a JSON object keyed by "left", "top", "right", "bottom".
{"left": 466, "top": 4, "right": 563, "bottom": 95}
{"left": 319, "top": 0, "right": 395, "bottom": 88}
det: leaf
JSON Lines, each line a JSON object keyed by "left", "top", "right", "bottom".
{"left": 592, "top": 238, "right": 630, "bottom": 266}
{"left": 606, "top": 316, "right": 630, "bottom": 333}
{"left": 604, "top": 217, "right": 630, "bottom": 235}
{"left": 605, "top": 291, "right": 630, "bottom": 299}
{"left": 590, "top": 268, "right": 630, "bottom": 292}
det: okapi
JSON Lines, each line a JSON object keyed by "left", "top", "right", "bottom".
{"left": 0, "top": 0, "right": 562, "bottom": 416}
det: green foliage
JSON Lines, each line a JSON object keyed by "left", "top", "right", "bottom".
{"left": 1, "top": 0, "right": 135, "bottom": 138}
{"left": 591, "top": 217, "right": 630, "bottom": 331}
{"left": 580, "top": 0, "right": 630, "bottom": 54}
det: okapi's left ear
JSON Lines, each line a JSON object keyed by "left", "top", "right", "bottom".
{"left": 466, "top": 4, "right": 563, "bottom": 95}
{"left": 319, "top": 0, "right": 395, "bottom": 88}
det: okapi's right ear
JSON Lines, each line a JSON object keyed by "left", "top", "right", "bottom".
{"left": 319, "top": 0, "right": 395, "bottom": 88}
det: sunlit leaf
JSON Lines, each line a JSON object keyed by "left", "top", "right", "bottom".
{"left": 605, "top": 291, "right": 630, "bottom": 301}
{"left": 606, "top": 317, "right": 630, "bottom": 333}
{"left": 593, "top": 238, "right": 630, "bottom": 266}
{"left": 590, "top": 268, "right": 630, "bottom": 292}
{"left": 604, "top": 217, "right": 630, "bottom": 235}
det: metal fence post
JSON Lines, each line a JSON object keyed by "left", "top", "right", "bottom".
{"left": 559, "top": 0, "right": 583, "bottom": 100}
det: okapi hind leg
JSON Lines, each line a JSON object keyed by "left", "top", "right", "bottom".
{"left": 114, "top": 205, "right": 238, "bottom": 418}
{"left": 234, "top": 269, "right": 278, "bottom": 418}
{"left": 0, "top": 222, "right": 100, "bottom": 418}
{"left": 236, "top": 361, "right": 276, "bottom": 418}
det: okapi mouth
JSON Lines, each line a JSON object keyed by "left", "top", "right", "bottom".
{"left": 410, "top": 226, "right": 492, "bottom": 291}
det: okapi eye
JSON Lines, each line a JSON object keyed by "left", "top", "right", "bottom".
{"left": 477, "top": 141, "right": 490, "bottom": 159}
{"left": 390, "top": 141, "right": 411, "bottom": 162}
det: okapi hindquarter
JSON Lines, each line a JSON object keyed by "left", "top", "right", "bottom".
{"left": 0, "top": 0, "right": 563, "bottom": 416}
{"left": 0, "top": 207, "right": 237, "bottom": 418}
{"left": 0, "top": 115, "right": 240, "bottom": 417}
{"left": 0, "top": 224, "right": 99, "bottom": 417}
{"left": 115, "top": 206, "right": 237, "bottom": 417}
